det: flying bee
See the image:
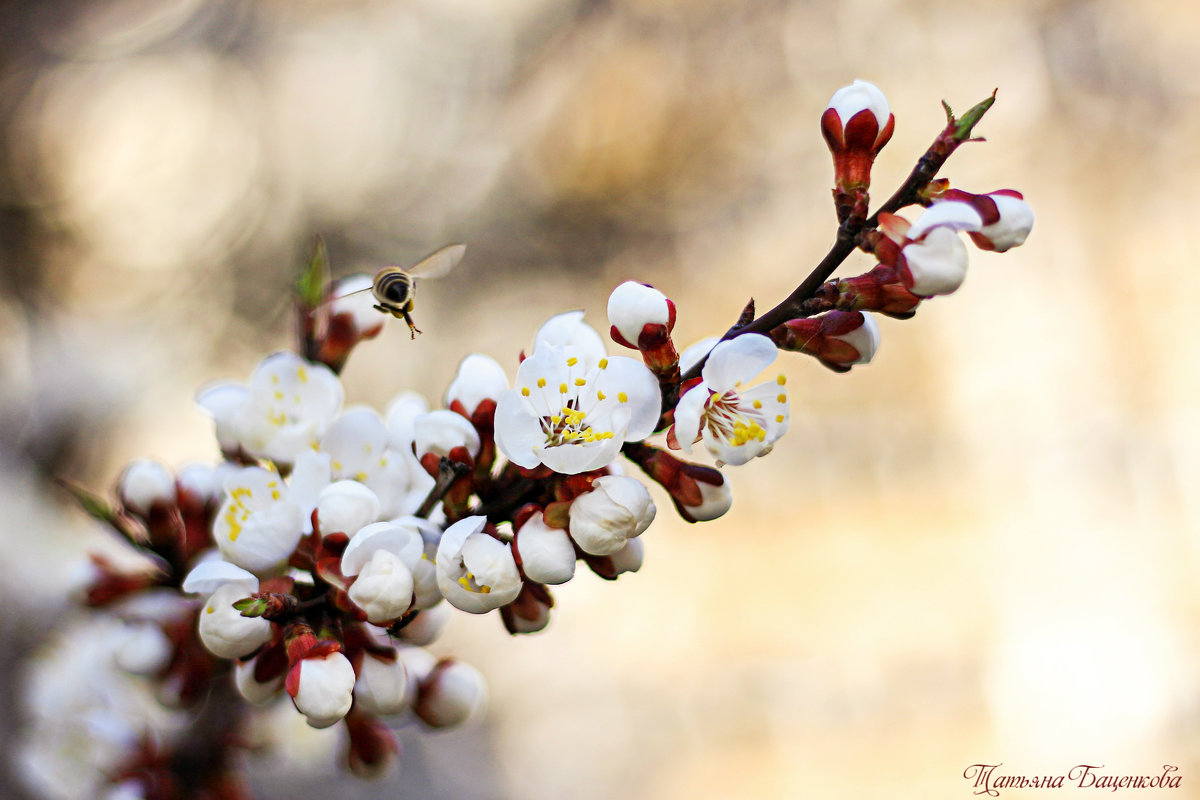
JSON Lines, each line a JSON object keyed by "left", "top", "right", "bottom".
{"left": 346, "top": 244, "right": 466, "bottom": 338}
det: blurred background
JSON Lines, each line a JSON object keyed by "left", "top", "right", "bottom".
{"left": 3, "top": 0, "right": 1200, "bottom": 797}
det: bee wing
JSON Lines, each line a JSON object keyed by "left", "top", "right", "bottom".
{"left": 331, "top": 273, "right": 377, "bottom": 298}
{"left": 405, "top": 243, "right": 466, "bottom": 280}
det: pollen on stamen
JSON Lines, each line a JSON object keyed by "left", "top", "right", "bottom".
{"left": 618, "top": 392, "right": 628, "bottom": 403}
{"left": 521, "top": 387, "right": 531, "bottom": 397}
{"left": 574, "top": 378, "right": 586, "bottom": 387}
{"left": 567, "top": 357, "right": 578, "bottom": 367}
{"left": 776, "top": 414, "right": 784, "bottom": 423}
{"left": 537, "top": 378, "right": 547, "bottom": 388}
{"left": 559, "top": 383, "right": 568, "bottom": 394}
{"left": 777, "top": 393, "right": 786, "bottom": 403}
{"left": 598, "top": 358, "right": 608, "bottom": 369}
{"left": 597, "top": 390, "right": 607, "bottom": 401}
{"left": 777, "top": 374, "right": 787, "bottom": 386}
{"left": 753, "top": 400, "right": 762, "bottom": 409}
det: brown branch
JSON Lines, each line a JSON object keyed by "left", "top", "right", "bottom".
{"left": 680, "top": 92, "right": 996, "bottom": 382}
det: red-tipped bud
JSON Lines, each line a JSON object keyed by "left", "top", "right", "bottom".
{"left": 772, "top": 311, "right": 880, "bottom": 370}
{"left": 821, "top": 79, "right": 895, "bottom": 194}
{"left": 932, "top": 188, "right": 1034, "bottom": 252}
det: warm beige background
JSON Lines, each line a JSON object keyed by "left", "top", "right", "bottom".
{"left": 2, "top": 0, "right": 1199, "bottom": 798}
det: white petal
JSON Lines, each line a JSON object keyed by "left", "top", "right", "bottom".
{"left": 606, "top": 281, "right": 670, "bottom": 344}
{"left": 672, "top": 385, "right": 708, "bottom": 454}
{"left": 701, "top": 334, "right": 778, "bottom": 390}
{"left": 182, "top": 560, "right": 260, "bottom": 596}
{"left": 341, "top": 521, "right": 425, "bottom": 576}
{"left": 827, "top": 79, "right": 890, "bottom": 130}
{"left": 446, "top": 354, "right": 509, "bottom": 416}
{"left": 906, "top": 201, "right": 983, "bottom": 241}
{"left": 533, "top": 311, "right": 607, "bottom": 367}
{"left": 494, "top": 392, "right": 545, "bottom": 469}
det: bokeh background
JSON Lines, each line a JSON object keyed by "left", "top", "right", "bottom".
{"left": 3, "top": 0, "right": 1199, "bottom": 797}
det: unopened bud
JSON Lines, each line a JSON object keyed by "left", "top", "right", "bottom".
{"left": 198, "top": 584, "right": 272, "bottom": 659}
{"left": 567, "top": 476, "right": 656, "bottom": 556}
{"left": 289, "top": 650, "right": 356, "bottom": 729}
{"left": 901, "top": 227, "right": 971, "bottom": 296}
{"left": 117, "top": 459, "right": 176, "bottom": 517}
{"left": 821, "top": 79, "right": 895, "bottom": 193}
{"left": 415, "top": 659, "right": 487, "bottom": 728}
{"left": 446, "top": 354, "right": 509, "bottom": 419}
{"left": 679, "top": 475, "right": 732, "bottom": 523}
{"left": 514, "top": 512, "right": 576, "bottom": 585}
{"left": 355, "top": 653, "right": 412, "bottom": 716}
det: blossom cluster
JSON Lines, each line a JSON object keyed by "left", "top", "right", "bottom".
{"left": 60, "top": 78, "right": 1032, "bottom": 798}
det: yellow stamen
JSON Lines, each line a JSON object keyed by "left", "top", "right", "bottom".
{"left": 575, "top": 378, "right": 586, "bottom": 387}
{"left": 753, "top": 400, "right": 762, "bottom": 409}
{"left": 777, "top": 393, "right": 786, "bottom": 403}
{"left": 777, "top": 374, "right": 786, "bottom": 386}
{"left": 297, "top": 366, "right": 308, "bottom": 383}
{"left": 559, "top": 383, "right": 568, "bottom": 394}
{"left": 567, "top": 357, "right": 578, "bottom": 366}
{"left": 597, "top": 390, "right": 607, "bottom": 401}
{"left": 776, "top": 414, "right": 785, "bottom": 423}
{"left": 521, "top": 387, "right": 531, "bottom": 397}
{"left": 537, "top": 378, "right": 547, "bottom": 388}
{"left": 618, "top": 392, "right": 628, "bottom": 403}
{"left": 599, "top": 358, "right": 608, "bottom": 369}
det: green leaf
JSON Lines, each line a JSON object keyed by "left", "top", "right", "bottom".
{"left": 233, "top": 596, "right": 268, "bottom": 617}
{"left": 57, "top": 479, "right": 146, "bottom": 544}
{"left": 295, "top": 235, "right": 330, "bottom": 310}
{"left": 949, "top": 90, "right": 997, "bottom": 141}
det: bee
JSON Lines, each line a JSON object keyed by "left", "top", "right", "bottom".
{"left": 352, "top": 244, "right": 466, "bottom": 338}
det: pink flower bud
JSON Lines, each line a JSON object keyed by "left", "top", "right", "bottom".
{"left": 821, "top": 79, "right": 895, "bottom": 192}
{"left": 514, "top": 512, "right": 576, "bottom": 585}
{"left": 568, "top": 476, "right": 656, "bottom": 556}
{"left": 415, "top": 660, "right": 487, "bottom": 728}
{"left": 290, "top": 651, "right": 356, "bottom": 729}
{"left": 606, "top": 281, "right": 675, "bottom": 349}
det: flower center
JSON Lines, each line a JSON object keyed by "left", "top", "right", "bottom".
{"left": 704, "top": 391, "right": 767, "bottom": 447}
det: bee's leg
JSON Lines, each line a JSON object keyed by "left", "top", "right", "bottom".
{"left": 403, "top": 312, "right": 422, "bottom": 338}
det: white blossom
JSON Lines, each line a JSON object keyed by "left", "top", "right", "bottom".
{"left": 211, "top": 462, "right": 318, "bottom": 575}
{"left": 532, "top": 310, "right": 607, "bottom": 366}
{"left": 320, "top": 407, "right": 424, "bottom": 518}
{"left": 342, "top": 521, "right": 425, "bottom": 623}
{"left": 495, "top": 344, "right": 660, "bottom": 474}
{"left": 568, "top": 475, "right": 656, "bottom": 556}
{"left": 436, "top": 516, "right": 521, "bottom": 614}
{"left": 196, "top": 351, "right": 343, "bottom": 466}
{"left": 673, "top": 334, "right": 788, "bottom": 466}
